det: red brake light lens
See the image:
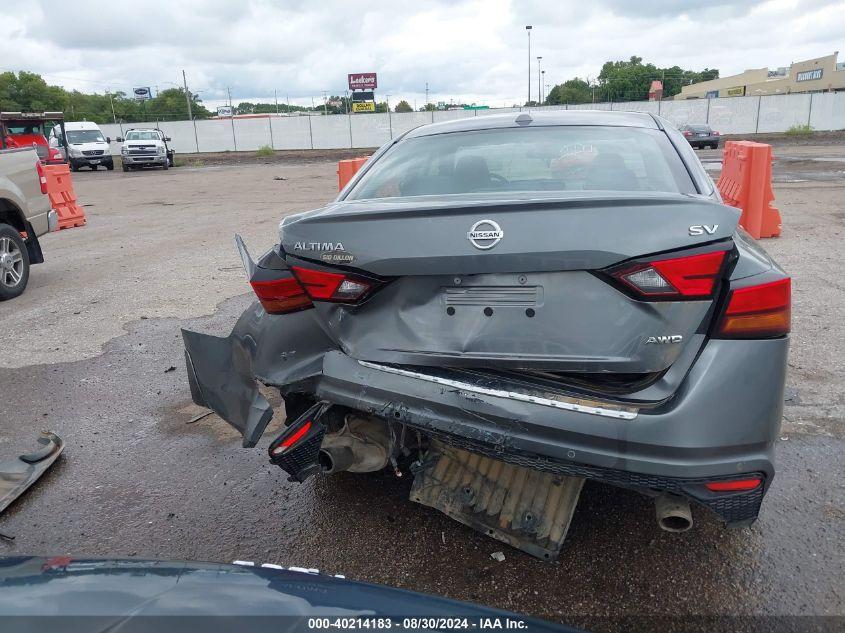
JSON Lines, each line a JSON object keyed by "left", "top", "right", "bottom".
{"left": 611, "top": 250, "right": 727, "bottom": 299}
{"left": 291, "top": 266, "right": 373, "bottom": 303}
{"left": 705, "top": 478, "right": 761, "bottom": 492}
{"left": 715, "top": 278, "right": 790, "bottom": 338}
{"left": 250, "top": 276, "right": 313, "bottom": 314}
{"left": 35, "top": 161, "right": 48, "bottom": 194}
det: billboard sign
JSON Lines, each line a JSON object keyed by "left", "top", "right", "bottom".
{"left": 796, "top": 68, "right": 823, "bottom": 82}
{"left": 351, "top": 90, "right": 375, "bottom": 102}
{"left": 352, "top": 101, "right": 376, "bottom": 113}
{"left": 133, "top": 87, "right": 152, "bottom": 101}
{"left": 348, "top": 73, "right": 377, "bottom": 90}
{"left": 724, "top": 86, "right": 745, "bottom": 97}
{"left": 217, "top": 106, "right": 234, "bottom": 117}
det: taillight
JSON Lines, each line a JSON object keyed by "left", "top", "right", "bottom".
{"left": 35, "top": 161, "right": 48, "bottom": 194}
{"left": 270, "top": 420, "right": 312, "bottom": 456}
{"left": 609, "top": 250, "right": 728, "bottom": 300}
{"left": 705, "top": 478, "right": 761, "bottom": 492}
{"left": 250, "top": 276, "right": 313, "bottom": 314}
{"left": 291, "top": 266, "right": 375, "bottom": 303}
{"left": 712, "top": 131, "right": 720, "bottom": 136}
{"left": 714, "top": 278, "right": 790, "bottom": 338}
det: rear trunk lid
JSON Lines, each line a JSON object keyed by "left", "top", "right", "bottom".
{"left": 281, "top": 193, "right": 739, "bottom": 376}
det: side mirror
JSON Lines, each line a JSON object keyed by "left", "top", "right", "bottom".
{"left": 164, "top": 137, "right": 171, "bottom": 142}
{"left": 116, "top": 137, "right": 124, "bottom": 142}
{"left": 106, "top": 137, "right": 111, "bottom": 143}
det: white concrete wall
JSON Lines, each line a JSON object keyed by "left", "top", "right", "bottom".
{"left": 100, "top": 93, "right": 843, "bottom": 155}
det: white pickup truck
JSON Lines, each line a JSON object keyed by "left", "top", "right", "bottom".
{"left": 0, "top": 148, "right": 57, "bottom": 299}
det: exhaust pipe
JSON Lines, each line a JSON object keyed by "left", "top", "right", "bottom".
{"left": 655, "top": 494, "right": 693, "bottom": 532}
{"left": 318, "top": 446, "right": 355, "bottom": 475}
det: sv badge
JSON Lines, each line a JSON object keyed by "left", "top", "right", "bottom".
{"left": 689, "top": 224, "right": 718, "bottom": 236}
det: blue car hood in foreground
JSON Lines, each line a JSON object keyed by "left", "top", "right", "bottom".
{"left": 0, "top": 556, "right": 575, "bottom": 633}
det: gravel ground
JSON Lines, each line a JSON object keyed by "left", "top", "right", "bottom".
{"left": 0, "top": 141, "right": 842, "bottom": 630}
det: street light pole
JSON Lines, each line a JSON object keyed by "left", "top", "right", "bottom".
{"left": 541, "top": 70, "right": 546, "bottom": 104}
{"left": 525, "top": 26, "right": 532, "bottom": 106}
{"left": 537, "top": 56, "right": 543, "bottom": 106}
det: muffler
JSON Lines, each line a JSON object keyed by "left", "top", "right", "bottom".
{"left": 655, "top": 493, "right": 693, "bottom": 532}
{"left": 318, "top": 416, "right": 390, "bottom": 474}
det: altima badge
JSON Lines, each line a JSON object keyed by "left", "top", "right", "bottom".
{"left": 467, "top": 219, "right": 504, "bottom": 250}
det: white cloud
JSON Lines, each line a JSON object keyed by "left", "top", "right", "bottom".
{"left": 1, "top": 0, "right": 843, "bottom": 109}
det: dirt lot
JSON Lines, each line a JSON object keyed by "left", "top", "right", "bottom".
{"left": 0, "top": 137, "right": 843, "bottom": 630}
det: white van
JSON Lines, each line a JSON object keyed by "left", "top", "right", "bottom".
{"left": 50, "top": 121, "right": 113, "bottom": 171}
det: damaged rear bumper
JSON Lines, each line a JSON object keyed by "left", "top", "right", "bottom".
{"left": 183, "top": 308, "right": 786, "bottom": 526}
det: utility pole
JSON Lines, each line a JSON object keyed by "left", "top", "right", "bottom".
{"left": 425, "top": 82, "right": 429, "bottom": 109}
{"left": 322, "top": 91, "right": 328, "bottom": 116}
{"left": 183, "top": 70, "right": 194, "bottom": 120}
{"left": 107, "top": 87, "right": 117, "bottom": 124}
{"left": 525, "top": 25, "right": 533, "bottom": 106}
{"left": 226, "top": 85, "right": 237, "bottom": 151}
{"left": 274, "top": 89, "right": 279, "bottom": 115}
{"left": 537, "top": 56, "right": 543, "bottom": 105}
{"left": 182, "top": 70, "right": 199, "bottom": 152}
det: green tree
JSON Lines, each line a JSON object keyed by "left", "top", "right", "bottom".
{"left": 545, "top": 78, "right": 592, "bottom": 105}
{"left": 594, "top": 56, "right": 720, "bottom": 101}
{"left": 394, "top": 100, "right": 413, "bottom": 113}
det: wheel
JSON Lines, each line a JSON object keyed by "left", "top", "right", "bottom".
{"left": 163, "top": 161, "right": 169, "bottom": 170}
{"left": 90, "top": 164, "right": 98, "bottom": 171}
{"left": 106, "top": 161, "right": 114, "bottom": 171}
{"left": 122, "top": 164, "right": 129, "bottom": 172}
{"left": 70, "top": 161, "right": 79, "bottom": 172}
{"left": 711, "top": 143, "right": 719, "bottom": 149}
{"left": 0, "top": 224, "right": 30, "bottom": 301}
{"left": 168, "top": 154, "right": 175, "bottom": 167}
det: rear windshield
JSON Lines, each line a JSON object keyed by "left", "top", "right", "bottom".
{"left": 67, "top": 130, "right": 106, "bottom": 143}
{"left": 686, "top": 125, "right": 712, "bottom": 133}
{"left": 347, "top": 126, "right": 695, "bottom": 200}
{"left": 5, "top": 122, "right": 45, "bottom": 135}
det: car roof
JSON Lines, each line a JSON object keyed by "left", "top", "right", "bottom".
{"left": 64, "top": 121, "right": 102, "bottom": 130}
{"left": 404, "top": 110, "right": 660, "bottom": 139}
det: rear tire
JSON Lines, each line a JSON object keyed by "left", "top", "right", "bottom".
{"left": 106, "top": 161, "right": 114, "bottom": 171}
{"left": 0, "top": 224, "right": 30, "bottom": 301}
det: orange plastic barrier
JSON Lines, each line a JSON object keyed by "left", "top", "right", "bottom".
{"left": 337, "top": 157, "right": 369, "bottom": 191}
{"left": 43, "top": 163, "right": 86, "bottom": 229}
{"left": 716, "top": 141, "right": 781, "bottom": 239}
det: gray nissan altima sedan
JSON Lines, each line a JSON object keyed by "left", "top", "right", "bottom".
{"left": 182, "top": 111, "right": 790, "bottom": 559}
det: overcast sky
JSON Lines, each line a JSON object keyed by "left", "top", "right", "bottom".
{"left": 1, "top": 0, "right": 843, "bottom": 109}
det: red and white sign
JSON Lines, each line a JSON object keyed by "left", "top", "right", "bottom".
{"left": 348, "top": 72, "right": 378, "bottom": 90}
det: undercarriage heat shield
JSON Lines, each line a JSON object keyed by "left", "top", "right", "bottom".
{"left": 411, "top": 440, "right": 584, "bottom": 561}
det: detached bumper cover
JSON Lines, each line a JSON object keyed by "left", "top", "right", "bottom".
{"left": 182, "top": 306, "right": 786, "bottom": 525}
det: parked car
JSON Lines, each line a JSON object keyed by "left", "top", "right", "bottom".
{"left": 182, "top": 111, "right": 789, "bottom": 558}
{"left": 50, "top": 121, "right": 113, "bottom": 171}
{"left": 0, "top": 148, "right": 58, "bottom": 300}
{"left": 0, "top": 556, "right": 571, "bottom": 632}
{"left": 117, "top": 128, "right": 174, "bottom": 171}
{"left": 679, "top": 123, "right": 720, "bottom": 149}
